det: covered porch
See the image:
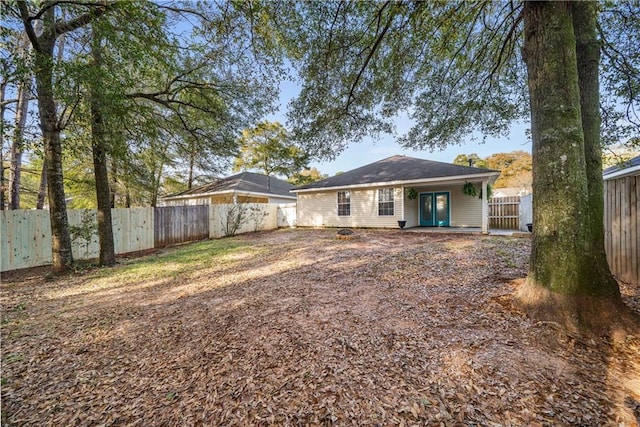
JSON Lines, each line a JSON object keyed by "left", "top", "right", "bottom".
{"left": 399, "top": 176, "right": 496, "bottom": 233}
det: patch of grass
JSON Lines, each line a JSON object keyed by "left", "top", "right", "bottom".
{"left": 45, "top": 238, "right": 264, "bottom": 299}
{"left": 114, "top": 239, "right": 260, "bottom": 278}
{"left": 12, "top": 302, "right": 26, "bottom": 312}
{"left": 3, "top": 353, "right": 23, "bottom": 364}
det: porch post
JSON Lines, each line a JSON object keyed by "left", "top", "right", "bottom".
{"left": 399, "top": 186, "right": 405, "bottom": 221}
{"left": 481, "top": 180, "right": 489, "bottom": 234}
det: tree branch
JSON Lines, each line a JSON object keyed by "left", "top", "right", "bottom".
{"left": 346, "top": 1, "right": 393, "bottom": 111}
{"left": 16, "top": 1, "right": 40, "bottom": 51}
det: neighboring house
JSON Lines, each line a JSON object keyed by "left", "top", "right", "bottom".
{"left": 162, "top": 172, "right": 297, "bottom": 206}
{"left": 293, "top": 155, "right": 500, "bottom": 233}
{"left": 492, "top": 187, "right": 531, "bottom": 198}
{"left": 603, "top": 155, "right": 639, "bottom": 286}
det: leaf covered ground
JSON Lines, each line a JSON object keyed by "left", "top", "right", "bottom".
{"left": 1, "top": 229, "right": 639, "bottom": 426}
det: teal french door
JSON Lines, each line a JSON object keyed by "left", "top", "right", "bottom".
{"left": 419, "top": 192, "right": 450, "bottom": 226}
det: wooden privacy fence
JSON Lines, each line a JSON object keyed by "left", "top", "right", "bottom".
{"left": 1, "top": 203, "right": 295, "bottom": 272}
{"left": 154, "top": 205, "right": 209, "bottom": 247}
{"left": 488, "top": 196, "right": 520, "bottom": 230}
{"left": 604, "top": 174, "right": 639, "bottom": 286}
{"left": 1, "top": 208, "right": 154, "bottom": 272}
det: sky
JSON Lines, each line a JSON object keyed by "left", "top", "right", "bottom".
{"left": 268, "top": 79, "right": 532, "bottom": 177}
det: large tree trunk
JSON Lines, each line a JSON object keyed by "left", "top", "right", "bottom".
{"left": 571, "top": 2, "right": 620, "bottom": 296}
{"left": 110, "top": 158, "right": 117, "bottom": 208}
{"left": 36, "top": 158, "right": 47, "bottom": 209}
{"left": 517, "top": 1, "right": 626, "bottom": 334}
{"left": 9, "top": 60, "right": 31, "bottom": 210}
{"left": 0, "top": 78, "right": 7, "bottom": 210}
{"left": 33, "top": 9, "right": 73, "bottom": 273}
{"left": 90, "top": 29, "right": 116, "bottom": 266}
{"left": 188, "top": 151, "right": 195, "bottom": 189}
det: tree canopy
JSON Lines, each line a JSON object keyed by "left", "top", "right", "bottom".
{"left": 270, "top": 0, "right": 638, "bottom": 332}
{"left": 454, "top": 151, "right": 532, "bottom": 189}
{"left": 233, "top": 121, "right": 310, "bottom": 178}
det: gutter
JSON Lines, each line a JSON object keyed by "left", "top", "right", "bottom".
{"left": 603, "top": 164, "right": 640, "bottom": 180}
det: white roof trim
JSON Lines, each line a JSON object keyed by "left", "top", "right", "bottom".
{"left": 291, "top": 172, "right": 500, "bottom": 193}
{"left": 603, "top": 164, "right": 640, "bottom": 180}
{"left": 163, "top": 189, "right": 296, "bottom": 201}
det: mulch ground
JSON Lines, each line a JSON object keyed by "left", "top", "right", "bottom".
{"left": 1, "top": 229, "right": 639, "bottom": 426}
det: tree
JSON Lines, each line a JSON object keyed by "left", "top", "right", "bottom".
{"left": 9, "top": 1, "right": 115, "bottom": 273}
{"left": 5, "top": 1, "right": 283, "bottom": 269}
{"left": 452, "top": 153, "right": 487, "bottom": 169}
{"left": 454, "top": 151, "right": 532, "bottom": 189}
{"left": 233, "top": 121, "right": 310, "bottom": 177}
{"left": 89, "top": 27, "right": 115, "bottom": 266}
{"left": 289, "top": 167, "right": 328, "bottom": 186}
{"left": 515, "top": 1, "right": 622, "bottom": 331}
{"left": 271, "top": 1, "right": 638, "bottom": 332}
{"left": 7, "top": 31, "right": 32, "bottom": 210}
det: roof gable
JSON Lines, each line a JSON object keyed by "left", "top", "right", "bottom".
{"left": 165, "top": 172, "right": 296, "bottom": 199}
{"left": 296, "top": 155, "right": 499, "bottom": 191}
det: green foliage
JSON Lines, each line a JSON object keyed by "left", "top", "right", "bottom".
{"left": 453, "top": 153, "right": 488, "bottom": 169}
{"left": 480, "top": 184, "right": 493, "bottom": 200}
{"left": 485, "top": 151, "right": 532, "bottom": 189}
{"left": 455, "top": 151, "right": 532, "bottom": 189}
{"left": 405, "top": 187, "right": 418, "bottom": 200}
{"left": 234, "top": 121, "right": 310, "bottom": 178}
{"left": 69, "top": 209, "right": 97, "bottom": 257}
{"left": 274, "top": 2, "right": 527, "bottom": 158}
{"left": 462, "top": 182, "right": 478, "bottom": 197}
{"left": 289, "top": 167, "right": 328, "bottom": 186}
{"left": 3, "top": 0, "right": 286, "bottom": 208}
{"left": 461, "top": 182, "right": 493, "bottom": 199}
{"left": 598, "top": 1, "right": 640, "bottom": 146}
{"left": 271, "top": 2, "right": 637, "bottom": 158}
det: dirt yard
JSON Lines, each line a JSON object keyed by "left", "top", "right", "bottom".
{"left": 1, "top": 229, "right": 639, "bottom": 426}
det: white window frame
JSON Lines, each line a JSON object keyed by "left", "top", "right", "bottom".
{"left": 337, "top": 191, "right": 351, "bottom": 216}
{"left": 378, "top": 187, "right": 395, "bottom": 216}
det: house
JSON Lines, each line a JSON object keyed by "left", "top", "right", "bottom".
{"left": 162, "top": 172, "right": 297, "bottom": 206}
{"left": 292, "top": 155, "right": 500, "bottom": 233}
{"left": 492, "top": 187, "right": 531, "bottom": 198}
{"left": 603, "top": 155, "right": 639, "bottom": 286}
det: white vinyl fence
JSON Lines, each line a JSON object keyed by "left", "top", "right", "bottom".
{"left": 1, "top": 203, "right": 297, "bottom": 272}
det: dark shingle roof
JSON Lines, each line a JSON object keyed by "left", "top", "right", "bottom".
{"left": 295, "top": 155, "right": 499, "bottom": 190}
{"left": 165, "top": 172, "right": 296, "bottom": 199}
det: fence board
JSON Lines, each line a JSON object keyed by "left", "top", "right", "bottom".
{"left": 112, "top": 208, "right": 154, "bottom": 254}
{"left": 2, "top": 203, "right": 293, "bottom": 272}
{"left": 278, "top": 203, "right": 297, "bottom": 228}
{"left": 154, "top": 205, "right": 209, "bottom": 247}
{"left": 1, "top": 210, "right": 52, "bottom": 271}
{"left": 604, "top": 175, "right": 639, "bottom": 286}
{"left": 488, "top": 196, "right": 520, "bottom": 230}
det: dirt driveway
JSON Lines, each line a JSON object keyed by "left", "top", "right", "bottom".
{"left": 1, "top": 229, "right": 639, "bottom": 426}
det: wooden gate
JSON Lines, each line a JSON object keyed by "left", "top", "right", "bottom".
{"left": 488, "top": 196, "right": 520, "bottom": 230}
{"left": 154, "top": 205, "right": 209, "bottom": 247}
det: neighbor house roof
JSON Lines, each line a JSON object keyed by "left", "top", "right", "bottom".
{"left": 293, "top": 155, "right": 500, "bottom": 192}
{"left": 603, "top": 155, "right": 640, "bottom": 180}
{"left": 163, "top": 172, "right": 296, "bottom": 201}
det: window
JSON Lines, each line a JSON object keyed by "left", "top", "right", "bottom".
{"left": 378, "top": 188, "right": 394, "bottom": 216}
{"left": 337, "top": 191, "right": 351, "bottom": 216}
